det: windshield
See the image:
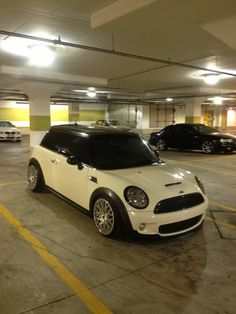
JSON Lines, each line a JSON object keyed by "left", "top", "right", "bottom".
{"left": 0, "top": 121, "right": 14, "bottom": 127}
{"left": 91, "top": 134, "right": 158, "bottom": 170}
{"left": 192, "top": 124, "right": 217, "bottom": 133}
{"left": 109, "top": 120, "right": 121, "bottom": 126}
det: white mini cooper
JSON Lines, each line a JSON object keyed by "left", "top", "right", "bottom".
{"left": 28, "top": 125, "right": 208, "bottom": 238}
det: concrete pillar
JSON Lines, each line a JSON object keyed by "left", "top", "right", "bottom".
{"left": 69, "top": 103, "right": 80, "bottom": 123}
{"left": 185, "top": 98, "right": 204, "bottom": 123}
{"left": 214, "top": 108, "right": 221, "bottom": 129}
{"left": 15, "top": 81, "right": 61, "bottom": 146}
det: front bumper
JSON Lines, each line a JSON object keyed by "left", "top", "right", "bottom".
{"left": 127, "top": 201, "right": 207, "bottom": 236}
{"left": 0, "top": 134, "right": 21, "bottom": 141}
{"left": 215, "top": 141, "right": 236, "bottom": 152}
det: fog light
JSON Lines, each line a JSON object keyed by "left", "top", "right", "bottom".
{"left": 139, "top": 223, "right": 146, "bottom": 231}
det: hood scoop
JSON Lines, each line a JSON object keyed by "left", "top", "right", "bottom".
{"left": 165, "top": 181, "right": 182, "bottom": 187}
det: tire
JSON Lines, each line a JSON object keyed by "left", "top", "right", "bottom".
{"left": 201, "top": 140, "right": 214, "bottom": 154}
{"left": 93, "top": 195, "right": 123, "bottom": 238}
{"left": 28, "top": 160, "right": 45, "bottom": 192}
{"left": 156, "top": 138, "right": 167, "bottom": 151}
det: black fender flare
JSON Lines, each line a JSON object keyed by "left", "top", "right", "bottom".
{"left": 89, "top": 187, "right": 132, "bottom": 232}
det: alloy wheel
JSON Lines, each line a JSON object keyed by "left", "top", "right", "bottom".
{"left": 93, "top": 198, "right": 115, "bottom": 236}
{"left": 202, "top": 141, "right": 214, "bottom": 153}
{"left": 28, "top": 165, "right": 38, "bottom": 190}
{"left": 156, "top": 139, "right": 166, "bottom": 151}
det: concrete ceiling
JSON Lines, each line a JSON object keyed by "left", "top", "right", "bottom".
{"left": 1, "top": 0, "right": 236, "bottom": 106}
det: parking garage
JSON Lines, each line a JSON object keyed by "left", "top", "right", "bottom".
{"left": 0, "top": 1, "right": 236, "bottom": 314}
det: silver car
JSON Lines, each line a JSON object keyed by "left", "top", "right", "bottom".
{"left": 91, "top": 120, "right": 130, "bottom": 131}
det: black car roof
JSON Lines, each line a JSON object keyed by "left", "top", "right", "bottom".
{"left": 49, "top": 124, "right": 135, "bottom": 137}
{"left": 171, "top": 123, "right": 204, "bottom": 127}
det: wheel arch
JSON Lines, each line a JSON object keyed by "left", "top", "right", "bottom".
{"left": 89, "top": 187, "right": 132, "bottom": 232}
{"left": 28, "top": 157, "right": 45, "bottom": 187}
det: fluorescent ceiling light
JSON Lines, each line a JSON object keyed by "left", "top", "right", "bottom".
{"left": 29, "top": 45, "right": 54, "bottom": 66}
{"left": 203, "top": 74, "right": 220, "bottom": 85}
{"left": 213, "top": 96, "right": 222, "bottom": 105}
{"left": 1, "top": 34, "right": 55, "bottom": 67}
{"left": 87, "top": 91, "right": 96, "bottom": 97}
{"left": 166, "top": 97, "right": 173, "bottom": 102}
{"left": 86, "top": 87, "right": 96, "bottom": 97}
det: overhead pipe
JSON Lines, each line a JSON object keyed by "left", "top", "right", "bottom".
{"left": 1, "top": 29, "right": 236, "bottom": 78}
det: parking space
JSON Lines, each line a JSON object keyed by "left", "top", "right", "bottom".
{"left": 0, "top": 138, "right": 236, "bottom": 314}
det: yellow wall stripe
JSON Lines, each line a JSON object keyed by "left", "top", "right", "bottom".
{"left": 0, "top": 107, "right": 29, "bottom": 121}
{"left": 79, "top": 110, "right": 105, "bottom": 121}
{"left": 0, "top": 203, "right": 113, "bottom": 314}
{"left": 185, "top": 116, "right": 201, "bottom": 123}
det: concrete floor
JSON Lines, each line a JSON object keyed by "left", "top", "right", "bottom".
{"left": 0, "top": 136, "right": 236, "bottom": 314}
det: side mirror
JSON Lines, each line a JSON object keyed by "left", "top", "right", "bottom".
{"left": 67, "top": 156, "right": 84, "bottom": 170}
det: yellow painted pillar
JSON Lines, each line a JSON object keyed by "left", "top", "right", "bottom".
{"left": 185, "top": 98, "right": 205, "bottom": 123}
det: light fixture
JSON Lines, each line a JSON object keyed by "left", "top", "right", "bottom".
{"left": 87, "top": 87, "right": 96, "bottom": 98}
{"left": 203, "top": 74, "right": 220, "bottom": 85}
{"left": 166, "top": 97, "right": 173, "bottom": 102}
{"left": 28, "top": 45, "right": 54, "bottom": 66}
{"left": 1, "top": 34, "right": 55, "bottom": 67}
{"left": 213, "top": 96, "right": 222, "bottom": 105}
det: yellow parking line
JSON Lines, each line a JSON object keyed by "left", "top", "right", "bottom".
{"left": 206, "top": 216, "right": 236, "bottom": 231}
{"left": 0, "top": 180, "right": 26, "bottom": 186}
{"left": 210, "top": 201, "right": 236, "bottom": 212}
{"left": 0, "top": 203, "right": 113, "bottom": 314}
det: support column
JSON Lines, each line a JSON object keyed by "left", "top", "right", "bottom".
{"left": 185, "top": 98, "right": 204, "bottom": 123}
{"left": 214, "top": 108, "right": 221, "bottom": 129}
{"left": 16, "top": 81, "right": 61, "bottom": 147}
{"left": 68, "top": 103, "right": 80, "bottom": 123}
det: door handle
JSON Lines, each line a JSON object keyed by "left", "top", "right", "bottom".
{"left": 51, "top": 159, "right": 59, "bottom": 164}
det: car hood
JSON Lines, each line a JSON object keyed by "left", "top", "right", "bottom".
{"left": 0, "top": 126, "right": 21, "bottom": 132}
{"left": 201, "top": 132, "right": 236, "bottom": 139}
{"left": 95, "top": 163, "right": 203, "bottom": 209}
{"left": 112, "top": 125, "right": 130, "bottom": 131}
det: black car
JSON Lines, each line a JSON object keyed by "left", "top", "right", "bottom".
{"left": 149, "top": 123, "right": 236, "bottom": 154}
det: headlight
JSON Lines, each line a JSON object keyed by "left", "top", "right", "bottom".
{"left": 195, "top": 176, "right": 205, "bottom": 194}
{"left": 220, "top": 138, "right": 233, "bottom": 143}
{"left": 124, "top": 186, "right": 149, "bottom": 209}
{"left": 0, "top": 132, "right": 4, "bottom": 134}
{"left": 17, "top": 131, "right": 21, "bottom": 135}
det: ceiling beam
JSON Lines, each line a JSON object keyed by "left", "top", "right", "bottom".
{"left": 91, "top": 0, "right": 157, "bottom": 29}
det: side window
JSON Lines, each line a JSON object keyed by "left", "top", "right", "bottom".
{"left": 41, "top": 131, "right": 90, "bottom": 165}
{"left": 181, "top": 125, "right": 196, "bottom": 135}
{"left": 41, "top": 131, "right": 76, "bottom": 155}
{"left": 171, "top": 125, "right": 181, "bottom": 135}
{"left": 69, "top": 136, "right": 90, "bottom": 165}
{"left": 40, "top": 131, "right": 62, "bottom": 152}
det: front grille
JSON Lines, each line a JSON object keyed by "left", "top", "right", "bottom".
{"left": 159, "top": 215, "right": 202, "bottom": 234}
{"left": 6, "top": 131, "right": 16, "bottom": 135}
{"left": 154, "top": 192, "right": 204, "bottom": 214}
